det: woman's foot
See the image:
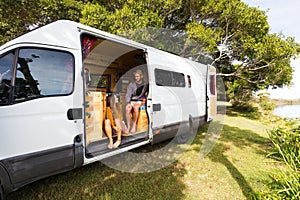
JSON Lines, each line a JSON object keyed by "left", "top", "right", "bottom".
{"left": 113, "top": 140, "right": 121, "bottom": 148}
{"left": 124, "top": 126, "right": 130, "bottom": 134}
{"left": 130, "top": 125, "right": 136, "bottom": 133}
{"left": 107, "top": 142, "right": 113, "bottom": 149}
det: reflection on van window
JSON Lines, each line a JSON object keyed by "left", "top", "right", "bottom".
{"left": 14, "top": 48, "right": 74, "bottom": 102}
{"left": 0, "top": 51, "right": 14, "bottom": 105}
{"left": 155, "top": 69, "right": 185, "bottom": 87}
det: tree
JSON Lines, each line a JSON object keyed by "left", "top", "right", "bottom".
{"left": 0, "top": 0, "right": 41, "bottom": 44}
{"left": 185, "top": 0, "right": 300, "bottom": 105}
{"left": 0, "top": 0, "right": 83, "bottom": 44}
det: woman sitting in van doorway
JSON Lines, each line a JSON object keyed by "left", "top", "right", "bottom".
{"left": 125, "top": 69, "right": 148, "bottom": 133}
{"left": 104, "top": 94, "right": 127, "bottom": 149}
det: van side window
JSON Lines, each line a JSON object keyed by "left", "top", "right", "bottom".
{"left": 173, "top": 72, "right": 185, "bottom": 87}
{"left": 155, "top": 69, "right": 185, "bottom": 87}
{"left": 14, "top": 48, "right": 74, "bottom": 102}
{"left": 0, "top": 51, "right": 15, "bottom": 105}
{"left": 155, "top": 69, "right": 172, "bottom": 86}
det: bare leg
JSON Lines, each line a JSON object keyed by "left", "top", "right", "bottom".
{"left": 114, "top": 119, "right": 123, "bottom": 148}
{"left": 104, "top": 119, "right": 113, "bottom": 149}
{"left": 130, "top": 103, "right": 141, "bottom": 133}
{"left": 125, "top": 104, "right": 133, "bottom": 133}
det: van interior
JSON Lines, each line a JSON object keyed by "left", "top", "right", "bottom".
{"left": 82, "top": 34, "right": 149, "bottom": 157}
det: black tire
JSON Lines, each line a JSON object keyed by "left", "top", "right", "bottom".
{"left": 175, "top": 118, "right": 193, "bottom": 144}
{"left": 0, "top": 184, "right": 4, "bottom": 200}
{"left": 175, "top": 132, "right": 190, "bottom": 144}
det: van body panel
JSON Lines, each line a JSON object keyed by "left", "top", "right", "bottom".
{"left": 0, "top": 97, "right": 78, "bottom": 158}
{"left": 2, "top": 145, "right": 75, "bottom": 188}
{"left": 147, "top": 49, "right": 207, "bottom": 130}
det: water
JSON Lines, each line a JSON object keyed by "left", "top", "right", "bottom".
{"left": 273, "top": 105, "right": 300, "bottom": 118}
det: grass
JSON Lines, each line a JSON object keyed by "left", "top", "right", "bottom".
{"left": 7, "top": 111, "right": 284, "bottom": 200}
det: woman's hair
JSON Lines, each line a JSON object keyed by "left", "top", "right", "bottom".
{"left": 106, "top": 93, "right": 115, "bottom": 107}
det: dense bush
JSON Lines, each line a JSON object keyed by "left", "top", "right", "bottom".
{"left": 258, "top": 95, "right": 276, "bottom": 111}
{"left": 269, "top": 122, "right": 300, "bottom": 167}
{"left": 261, "top": 121, "right": 300, "bottom": 199}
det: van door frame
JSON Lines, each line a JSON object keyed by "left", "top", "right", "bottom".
{"left": 80, "top": 33, "right": 152, "bottom": 161}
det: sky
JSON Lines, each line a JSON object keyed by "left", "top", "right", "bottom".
{"left": 243, "top": 0, "right": 300, "bottom": 99}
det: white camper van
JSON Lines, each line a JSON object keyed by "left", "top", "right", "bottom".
{"left": 0, "top": 20, "right": 216, "bottom": 198}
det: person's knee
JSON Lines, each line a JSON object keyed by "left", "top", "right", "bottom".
{"left": 105, "top": 119, "right": 111, "bottom": 126}
{"left": 126, "top": 104, "right": 133, "bottom": 113}
{"left": 133, "top": 105, "right": 140, "bottom": 112}
{"left": 115, "top": 118, "right": 121, "bottom": 124}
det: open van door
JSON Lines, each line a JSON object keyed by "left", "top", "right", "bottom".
{"left": 207, "top": 65, "right": 217, "bottom": 121}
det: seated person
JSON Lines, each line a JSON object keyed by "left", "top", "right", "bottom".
{"left": 125, "top": 69, "right": 148, "bottom": 133}
{"left": 104, "top": 94, "right": 127, "bottom": 149}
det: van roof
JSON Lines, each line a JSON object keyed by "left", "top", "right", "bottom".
{"left": 0, "top": 20, "right": 148, "bottom": 51}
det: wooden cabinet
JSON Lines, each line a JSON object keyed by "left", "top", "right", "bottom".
{"left": 85, "top": 91, "right": 106, "bottom": 145}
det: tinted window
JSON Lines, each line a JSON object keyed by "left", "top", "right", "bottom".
{"left": 14, "top": 48, "right": 74, "bottom": 102}
{"left": 155, "top": 69, "right": 172, "bottom": 86}
{"left": 172, "top": 72, "right": 185, "bottom": 87}
{"left": 155, "top": 69, "right": 185, "bottom": 87}
{"left": 0, "top": 51, "right": 15, "bottom": 105}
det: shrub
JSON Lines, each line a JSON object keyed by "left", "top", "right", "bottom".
{"left": 260, "top": 145, "right": 300, "bottom": 200}
{"left": 268, "top": 123, "right": 300, "bottom": 167}
{"left": 258, "top": 95, "right": 275, "bottom": 111}
{"left": 261, "top": 122, "right": 300, "bottom": 199}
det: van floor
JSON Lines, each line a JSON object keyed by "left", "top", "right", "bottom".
{"left": 85, "top": 131, "right": 149, "bottom": 157}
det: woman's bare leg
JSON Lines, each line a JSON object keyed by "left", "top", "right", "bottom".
{"left": 113, "top": 119, "right": 123, "bottom": 148}
{"left": 104, "top": 119, "right": 113, "bottom": 149}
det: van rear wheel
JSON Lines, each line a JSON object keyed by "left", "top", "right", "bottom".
{"left": 175, "top": 117, "right": 193, "bottom": 144}
{"left": 175, "top": 132, "right": 189, "bottom": 144}
{"left": 0, "top": 184, "right": 4, "bottom": 200}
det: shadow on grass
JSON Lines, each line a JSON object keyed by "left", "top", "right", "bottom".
{"left": 194, "top": 122, "right": 272, "bottom": 157}
{"left": 209, "top": 144, "right": 255, "bottom": 199}
{"left": 220, "top": 124, "right": 272, "bottom": 155}
{"left": 226, "top": 106, "right": 260, "bottom": 120}
{"left": 7, "top": 144, "right": 187, "bottom": 200}
{"left": 192, "top": 121, "right": 272, "bottom": 199}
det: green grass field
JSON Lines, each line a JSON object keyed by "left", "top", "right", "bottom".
{"left": 7, "top": 111, "right": 284, "bottom": 200}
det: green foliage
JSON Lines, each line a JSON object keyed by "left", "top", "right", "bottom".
{"left": 261, "top": 145, "right": 300, "bottom": 199}
{"left": 261, "top": 121, "right": 300, "bottom": 199}
{"left": 258, "top": 93, "right": 275, "bottom": 112}
{"left": 80, "top": 3, "right": 111, "bottom": 31}
{"left": 0, "top": 0, "right": 40, "bottom": 43}
{"left": 227, "top": 104, "right": 260, "bottom": 120}
{"left": 268, "top": 122, "right": 300, "bottom": 167}
{"left": 80, "top": 0, "right": 177, "bottom": 34}
{"left": 0, "top": 0, "right": 83, "bottom": 44}
{"left": 39, "top": 0, "right": 83, "bottom": 23}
